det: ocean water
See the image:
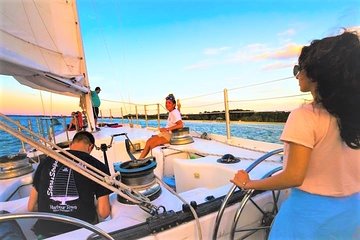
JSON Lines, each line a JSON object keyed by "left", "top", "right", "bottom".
{"left": 0, "top": 116, "right": 284, "bottom": 156}
{"left": 131, "top": 119, "right": 284, "bottom": 145}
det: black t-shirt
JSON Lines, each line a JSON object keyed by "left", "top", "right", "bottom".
{"left": 32, "top": 150, "right": 112, "bottom": 237}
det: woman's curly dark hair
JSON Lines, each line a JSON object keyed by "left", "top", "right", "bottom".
{"left": 299, "top": 31, "right": 360, "bottom": 149}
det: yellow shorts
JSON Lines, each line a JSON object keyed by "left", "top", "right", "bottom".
{"left": 158, "top": 131, "right": 172, "bottom": 142}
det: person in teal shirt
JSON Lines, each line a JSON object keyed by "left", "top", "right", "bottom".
{"left": 91, "top": 86, "right": 101, "bottom": 131}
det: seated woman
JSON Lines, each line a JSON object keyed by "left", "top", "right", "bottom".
{"left": 67, "top": 112, "right": 77, "bottom": 131}
{"left": 139, "top": 94, "right": 183, "bottom": 159}
{"left": 67, "top": 111, "right": 85, "bottom": 131}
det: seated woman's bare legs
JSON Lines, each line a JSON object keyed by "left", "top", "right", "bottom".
{"left": 140, "top": 136, "right": 169, "bottom": 158}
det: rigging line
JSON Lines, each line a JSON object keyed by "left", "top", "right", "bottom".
{"left": 0, "top": 29, "right": 76, "bottom": 61}
{"left": 230, "top": 93, "right": 311, "bottom": 102}
{"left": 0, "top": 29, "right": 77, "bottom": 62}
{"left": 21, "top": 0, "right": 50, "bottom": 71}
{"left": 32, "top": 0, "right": 63, "bottom": 69}
{"left": 155, "top": 175, "right": 203, "bottom": 240}
{"left": 181, "top": 102, "right": 224, "bottom": 108}
{"left": 0, "top": 114, "right": 151, "bottom": 205}
{"left": 181, "top": 90, "right": 223, "bottom": 101}
{"left": 101, "top": 99, "right": 138, "bottom": 105}
{"left": 89, "top": 0, "right": 127, "bottom": 112}
{"left": 89, "top": 0, "right": 113, "bottom": 66}
{"left": 150, "top": 103, "right": 176, "bottom": 113}
{"left": 30, "top": 0, "right": 75, "bottom": 74}
{"left": 39, "top": 91, "right": 46, "bottom": 116}
{"left": 50, "top": 93, "right": 53, "bottom": 118}
{"left": 234, "top": 125, "right": 284, "bottom": 131}
{"left": 144, "top": 103, "right": 161, "bottom": 107}
{"left": 180, "top": 93, "right": 309, "bottom": 109}
{"left": 114, "top": 0, "right": 132, "bottom": 108}
{"left": 227, "top": 76, "right": 293, "bottom": 92}
{"left": 0, "top": 113, "right": 108, "bottom": 179}
{"left": 180, "top": 76, "right": 293, "bottom": 102}
{"left": 101, "top": 98, "right": 161, "bottom": 109}
{"left": 0, "top": 121, "right": 142, "bottom": 204}
{"left": 160, "top": 104, "right": 167, "bottom": 112}
{"left": 101, "top": 99, "right": 139, "bottom": 117}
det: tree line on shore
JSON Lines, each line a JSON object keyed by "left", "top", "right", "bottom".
{"left": 14, "top": 109, "right": 290, "bottom": 123}
{"left": 131, "top": 109, "right": 290, "bottom": 123}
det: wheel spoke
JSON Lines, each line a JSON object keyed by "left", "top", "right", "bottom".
{"left": 271, "top": 190, "right": 280, "bottom": 213}
{"left": 237, "top": 229, "right": 257, "bottom": 240}
{"left": 235, "top": 226, "right": 270, "bottom": 232}
{"left": 249, "top": 197, "right": 266, "bottom": 215}
{"left": 234, "top": 226, "right": 271, "bottom": 240}
{"left": 231, "top": 174, "right": 284, "bottom": 240}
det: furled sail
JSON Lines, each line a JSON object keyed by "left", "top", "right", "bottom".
{"left": 0, "top": 0, "right": 89, "bottom": 96}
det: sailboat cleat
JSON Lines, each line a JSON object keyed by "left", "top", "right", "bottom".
{"left": 217, "top": 153, "right": 240, "bottom": 163}
{"left": 139, "top": 202, "right": 166, "bottom": 216}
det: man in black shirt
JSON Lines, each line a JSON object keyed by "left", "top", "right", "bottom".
{"left": 28, "top": 131, "right": 112, "bottom": 238}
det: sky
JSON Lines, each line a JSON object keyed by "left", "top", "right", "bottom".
{"left": 0, "top": 0, "right": 359, "bottom": 116}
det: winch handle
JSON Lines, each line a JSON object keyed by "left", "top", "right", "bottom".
{"left": 108, "top": 133, "right": 135, "bottom": 150}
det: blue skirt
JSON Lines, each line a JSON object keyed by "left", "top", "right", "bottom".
{"left": 269, "top": 188, "right": 360, "bottom": 240}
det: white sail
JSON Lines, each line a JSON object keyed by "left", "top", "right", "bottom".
{"left": 0, "top": 0, "right": 89, "bottom": 96}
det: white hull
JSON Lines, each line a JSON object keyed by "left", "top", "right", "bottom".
{"left": 0, "top": 124, "right": 287, "bottom": 240}
{"left": 0, "top": 1, "right": 288, "bottom": 238}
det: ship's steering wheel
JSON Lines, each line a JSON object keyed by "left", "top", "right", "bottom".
{"left": 212, "top": 148, "right": 285, "bottom": 240}
{"left": 0, "top": 212, "right": 114, "bottom": 240}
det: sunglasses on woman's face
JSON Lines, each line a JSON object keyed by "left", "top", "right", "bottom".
{"left": 293, "top": 65, "right": 302, "bottom": 77}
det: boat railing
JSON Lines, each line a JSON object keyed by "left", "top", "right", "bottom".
{"left": 0, "top": 113, "right": 167, "bottom": 214}
{"left": 1, "top": 115, "right": 73, "bottom": 153}
{"left": 0, "top": 113, "right": 204, "bottom": 239}
{"left": 99, "top": 79, "right": 311, "bottom": 141}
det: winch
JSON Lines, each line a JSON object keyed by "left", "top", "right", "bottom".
{"left": 170, "top": 127, "right": 194, "bottom": 145}
{"left": 0, "top": 153, "right": 33, "bottom": 179}
{"left": 114, "top": 157, "right": 161, "bottom": 203}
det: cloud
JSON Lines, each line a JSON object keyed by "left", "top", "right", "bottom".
{"left": 184, "top": 46, "right": 231, "bottom": 70}
{"left": 246, "top": 43, "right": 268, "bottom": 52}
{"left": 346, "top": 25, "right": 360, "bottom": 32}
{"left": 185, "top": 41, "right": 303, "bottom": 71}
{"left": 184, "top": 60, "right": 215, "bottom": 70}
{"left": 254, "top": 43, "right": 303, "bottom": 60}
{"left": 277, "top": 28, "right": 296, "bottom": 38}
{"left": 261, "top": 61, "right": 295, "bottom": 71}
{"left": 226, "top": 43, "right": 271, "bottom": 63}
{"left": 203, "top": 46, "right": 231, "bottom": 56}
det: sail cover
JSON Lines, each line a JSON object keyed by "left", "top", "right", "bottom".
{"left": 0, "top": 0, "right": 89, "bottom": 96}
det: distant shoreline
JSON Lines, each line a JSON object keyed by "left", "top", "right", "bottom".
{"left": 6, "top": 114, "right": 288, "bottom": 124}
{"left": 184, "top": 119, "right": 285, "bottom": 125}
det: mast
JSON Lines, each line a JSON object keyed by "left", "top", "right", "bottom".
{"left": 72, "top": 0, "right": 95, "bottom": 131}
